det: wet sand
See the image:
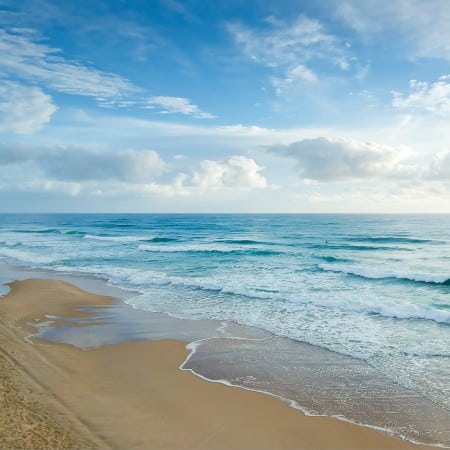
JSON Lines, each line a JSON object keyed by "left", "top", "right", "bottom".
{"left": 0, "top": 279, "right": 427, "bottom": 449}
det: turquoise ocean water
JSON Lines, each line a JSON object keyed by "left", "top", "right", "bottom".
{"left": 1, "top": 214, "right": 449, "bottom": 444}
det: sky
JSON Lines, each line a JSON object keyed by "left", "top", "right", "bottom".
{"left": 1, "top": 0, "right": 450, "bottom": 213}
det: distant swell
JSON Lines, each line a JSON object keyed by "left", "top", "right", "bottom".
{"left": 84, "top": 234, "right": 153, "bottom": 242}
{"left": 308, "top": 243, "right": 412, "bottom": 252}
{"left": 314, "top": 255, "right": 353, "bottom": 263}
{"left": 7, "top": 228, "right": 87, "bottom": 237}
{"left": 218, "top": 239, "right": 274, "bottom": 245}
{"left": 138, "top": 244, "right": 282, "bottom": 255}
{"left": 144, "top": 237, "right": 178, "bottom": 243}
{"left": 63, "top": 230, "right": 86, "bottom": 236}
{"left": 10, "top": 228, "right": 59, "bottom": 234}
{"left": 319, "top": 264, "right": 450, "bottom": 285}
{"left": 348, "top": 236, "right": 436, "bottom": 244}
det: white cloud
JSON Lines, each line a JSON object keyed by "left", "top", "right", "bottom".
{"left": 228, "top": 15, "right": 351, "bottom": 94}
{"left": 267, "top": 137, "right": 412, "bottom": 181}
{"left": 223, "top": 155, "right": 267, "bottom": 188}
{"left": 287, "top": 65, "right": 318, "bottom": 83}
{"left": 0, "top": 143, "right": 165, "bottom": 182}
{"left": 336, "top": 1, "right": 450, "bottom": 60}
{"left": 145, "top": 96, "right": 215, "bottom": 119}
{"left": 0, "top": 142, "right": 51, "bottom": 164}
{"left": 190, "top": 160, "right": 225, "bottom": 189}
{"left": 0, "top": 143, "right": 266, "bottom": 198}
{"left": 0, "top": 81, "right": 56, "bottom": 134}
{"left": 0, "top": 27, "right": 211, "bottom": 116}
{"left": 425, "top": 151, "right": 450, "bottom": 180}
{"left": 0, "top": 28, "right": 137, "bottom": 100}
{"left": 189, "top": 156, "right": 267, "bottom": 190}
{"left": 271, "top": 64, "right": 318, "bottom": 96}
{"left": 44, "top": 149, "right": 166, "bottom": 183}
{"left": 392, "top": 76, "right": 450, "bottom": 114}
{"left": 335, "top": 3, "right": 378, "bottom": 34}
{"left": 228, "top": 16, "right": 338, "bottom": 67}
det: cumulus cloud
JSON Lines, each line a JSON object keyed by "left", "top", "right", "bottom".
{"left": 0, "top": 143, "right": 266, "bottom": 197}
{"left": 267, "top": 137, "right": 411, "bottom": 181}
{"left": 145, "top": 96, "right": 215, "bottom": 119}
{"left": 392, "top": 76, "right": 450, "bottom": 114}
{"left": 189, "top": 156, "right": 267, "bottom": 190}
{"left": 223, "top": 156, "right": 267, "bottom": 188}
{"left": 0, "top": 28, "right": 137, "bottom": 101}
{"left": 0, "top": 81, "right": 57, "bottom": 133}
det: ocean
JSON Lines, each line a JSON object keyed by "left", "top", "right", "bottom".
{"left": 1, "top": 213, "right": 449, "bottom": 445}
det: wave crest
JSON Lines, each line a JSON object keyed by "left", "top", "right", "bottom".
{"left": 138, "top": 243, "right": 282, "bottom": 255}
{"left": 319, "top": 263, "right": 450, "bottom": 285}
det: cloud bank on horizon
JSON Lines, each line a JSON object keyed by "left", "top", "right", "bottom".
{"left": 0, "top": 0, "right": 450, "bottom": 212}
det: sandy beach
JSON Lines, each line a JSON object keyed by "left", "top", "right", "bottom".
{"left": 0, "top": 278, "right": 428, "bottom": 449}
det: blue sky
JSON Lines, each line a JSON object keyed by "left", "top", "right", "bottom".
{"left": 1, "top": 0, "right": 450, "bottom": 212}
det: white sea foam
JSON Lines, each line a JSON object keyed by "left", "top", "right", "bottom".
{"left": 367, "top": 300, "right": 450, "bottom": 324}
{"left": 75, "top": 262, "right": 450, "bottom": 326}
{"left": 319, "top": 264, "right": 450, "bottom": 284}
{"left": 0, "top": 239, "right": 20, "bottom": 247}
{"left": 0, "top": 247, "right": 58, "bottom": 265}
{"left": 0, "top": 284, "right": 10, "bottom": 297}
{"left": 25, "top": 255, "right": 448, "bottom": 328}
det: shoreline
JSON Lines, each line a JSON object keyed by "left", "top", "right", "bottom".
{"left": 178, "top": 341, "right": 421, "bottom": 445}
{"left": 2, "top": 260, "right": 450, "bottom": 434}
{"left": 0, "top": 278, "right": 430, "bottom": 449}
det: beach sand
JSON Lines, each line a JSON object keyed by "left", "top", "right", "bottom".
{"left": 0, "top": 279, "right": 427, "bottom": 449}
